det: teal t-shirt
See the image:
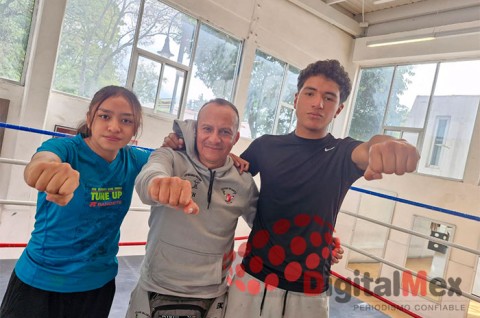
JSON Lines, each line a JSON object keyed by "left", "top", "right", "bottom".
{"left": 15, "top": 134, "right": 150, "bottom": 292}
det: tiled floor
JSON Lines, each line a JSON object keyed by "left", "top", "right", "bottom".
{"left": 1, "top": 256, "right": 388, "bottom": 318}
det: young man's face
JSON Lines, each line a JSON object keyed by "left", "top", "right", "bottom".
{"left": 294, "top": 75, "right": 344, "bottom": 139}
{"left": 196, "top": 103, "right": 240, "bottom": 169}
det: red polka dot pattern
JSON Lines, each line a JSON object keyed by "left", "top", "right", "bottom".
{"left": 252, "top": 230, "right": 270, "bottom": 248}
{"left": 235, "top": 279, "right": 246, "bottom": 292}
{"left": 310, "top": 232, "right": 322, "bottom": 247}
{"left": 306, "top": 253, "right": 320, "bottom": 269}
{"left": 268, "top": 245, "right": 285, "bottom": 266}
{"left": 249, "top": 256, "right": 264, "bottom": 273}
{"left": 247, "top": 279, "right": 261, "bottom": 295}
{"left": 237, "top": 242, "right": 251, "bottom": 258}
{"left": 324, "top": 231, "right": 333, "bottom": 245}
{"left": 294, "top": 214, "right": 310, "bottom": 227}
{"left": 227, "top": 215, "right": 339, "bottom": 296}
{"left": 235, "top": 264, "right": 245, "bottom": 278}
{"left": 284, "top": 262, "right": 302, "bottom": 282}
{"left": 264, "top": 273, "right": 279, "bottom": 290}
{"left": 290, "top": 236, "right": 307, "bottom": 255}
{"left": 322, "top": 246, "right": 330, "bottom": 259}
{"left": 273, "top": 219, "right": 291, "bottom": 235}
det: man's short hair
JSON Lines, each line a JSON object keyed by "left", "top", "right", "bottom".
{"left": 297, "top": 60, "right": 352, "bottom": 104}
{"left": 198, "top": 98, "right": 240, "bottom": 131}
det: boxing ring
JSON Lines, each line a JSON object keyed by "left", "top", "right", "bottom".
{"left": 0, "top": 122, "right": 479, "bottom": 318}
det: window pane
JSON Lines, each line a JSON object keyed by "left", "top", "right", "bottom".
{"left": 184, "top": 23, "right": 241, "bottom": 119}
{"left": 242, "top": 51, "right": 285, "bottom": 139}
{"left": 0, "top": 0, "right": 35, "bottom": 82}
{"left": 384, "top": 130, "right": 402, "bottom": 138}
{"left": 291, "top": 116, "right": 297, "bottom": 132}
{"left": 138, "top": 0, "right": 196, "bottom": 66}
{"left": 384, "top": 130, "right": 419, "bottom": 147}
{"left": 156, "top": 65, "right": 185, "bottom": 116}
{"left": 348, "top": 67, "right": 394, "bottom": 141}
{"left": 132, "top": 56, "right": 162, "bottom": 109}
{"left": 402, "top": 131, "right": 419, "bottom": 146}
{"left": 276, "top": 106, "right": 294, "bottom": 135}
{"left": 429, "top": 117, "right": 449, "bottom": 166}
{"left": 281, "top": 66, "right": 300, "bottom": 104}
{"left": 385, "top": 64, "right": 436, "bottom": 128}
{"left": 417, "top": 60, "right": 480, "bottom": 179}
{"left": 53, "top": 0, "right": 140, "bottom": 98}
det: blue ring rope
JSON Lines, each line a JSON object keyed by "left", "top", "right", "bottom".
{"left": 0, "top": 122, "right": 154, "bottom": 152}
{"left": 351, "top": 187, "right": 479, "bottom": 222}
{"left": 1, "top": 122, "right": 478, "bottom": 222}
{"left": 1, "top": 122, "right": 75, "bottom": 138}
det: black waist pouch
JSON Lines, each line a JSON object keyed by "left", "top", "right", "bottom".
{"left": 149, "top": 292, "right": 215, "bottom": 318}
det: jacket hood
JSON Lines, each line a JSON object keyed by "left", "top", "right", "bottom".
{"left": 173, "top": 119, "right": 235, "bottom": 175}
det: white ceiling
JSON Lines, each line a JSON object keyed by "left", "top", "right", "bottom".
{"left": 289, "top": 0, "right": 480, "bottom": 37}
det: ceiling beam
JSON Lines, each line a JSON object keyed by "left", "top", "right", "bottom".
{"left": 363, "top": 0, "right": 480, "bottom": 24}
{"left": 288, "top": 0, "right": 362, "bottom": 36}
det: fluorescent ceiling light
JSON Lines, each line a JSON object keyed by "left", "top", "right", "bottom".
{"left": 325, "top": 0, "right": 347, "bottom": 4}
{"left": 367, "top": 35, "right": 435, "bottom": 47}
{"left": 373, "top": 0, "right": 397, "bottom": 4}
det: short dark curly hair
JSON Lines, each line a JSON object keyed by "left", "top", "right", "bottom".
{"left": 297, "top": 60, "right": 352, "bottom": 104}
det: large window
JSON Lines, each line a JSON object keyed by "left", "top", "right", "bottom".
{"left": 183, "top": 24, "right": 242, "bottom": 119}
{"left": 53, "top": 0, "right": 242, "bottom": 120}
{"left": 53, "top": 0, "right": 140, "bottom": 97}
{"left": 130, "top": 0, "right": 195, "bottom": 117}
{"left": 0, "top": 0, "right": 36, "bottom": 83}
{"left": 349, "top": 60, "right": 480, "bottom": 180}
{"left": 242, "top": 50, "right": 300, "bottom": 139}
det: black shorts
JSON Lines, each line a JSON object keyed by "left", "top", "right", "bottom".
{"left": 0, "top": 270, "right": 116, "bottom": 318}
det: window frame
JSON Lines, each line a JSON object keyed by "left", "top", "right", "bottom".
{"left": 125, "top": 0, "right": 243, "bottom": 121}
{"left": 243, "top": 49, "right": 301, "bottom": 139}
{"left": 428, "top": 116, "right": 451, "bottom": 168}
{"left": 348, "top": 58, "right": 479, "bottom": 181}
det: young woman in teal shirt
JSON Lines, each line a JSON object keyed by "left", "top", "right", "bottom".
{"left": 0, "top": 86, "right": 150, "bottom": 318}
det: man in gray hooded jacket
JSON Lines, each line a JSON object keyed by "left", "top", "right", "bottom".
{"left": 126, "top": 98, "right": 258, "bottom": 318}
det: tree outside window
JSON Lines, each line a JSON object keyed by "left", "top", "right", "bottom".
{"left": 184, "top": 24, "right": 242, "bottom": 119}
{"left": 0, "top": 0, "right": 35, "bottom": 83}
{"left": 53, "top": 0, "right": 141, "bottom": 98}
{"left": 242, "top": 51, "right": 299, "bottom": 139}
{"left": 53, "top": 0, "right": 242, "bottom": 121}
{"left": 349, "top": 67, "right": 394, "bottom": 142}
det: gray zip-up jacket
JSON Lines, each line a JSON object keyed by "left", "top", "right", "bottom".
{"left": 135, "top": 119, "right": 258, "bottom": 298}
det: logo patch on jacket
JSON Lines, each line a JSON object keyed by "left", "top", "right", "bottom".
{"left": 184, "top": 173, "right": 202, "bottom": 198}
{"left": 222, "top": 187, "right": 237, "bottom": 204}
{"left": 184, "top": 173, "right": 202, "bottom": 189}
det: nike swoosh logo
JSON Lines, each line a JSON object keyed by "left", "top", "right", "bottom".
{"left": 324, "top": 147, "right": 335, "bottom": 152}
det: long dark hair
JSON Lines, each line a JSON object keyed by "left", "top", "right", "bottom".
{"left": 77, "top": 86, "right": 143, "bottom": 137}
